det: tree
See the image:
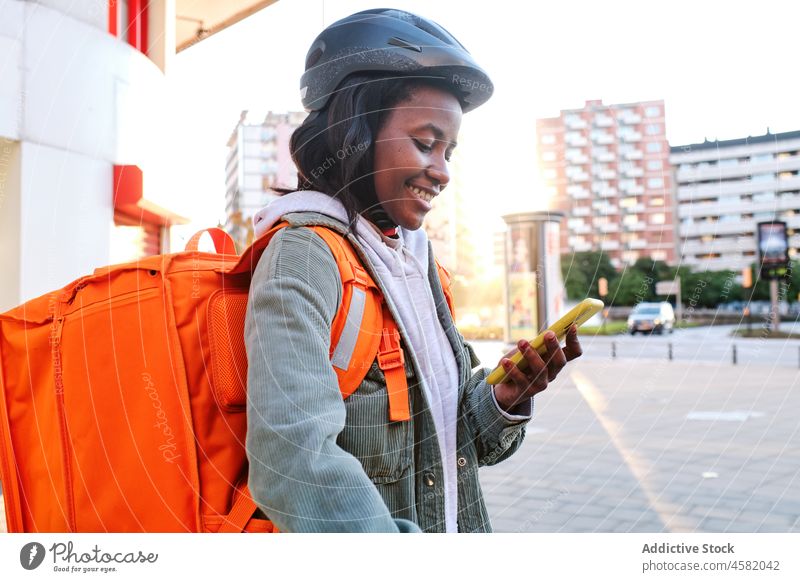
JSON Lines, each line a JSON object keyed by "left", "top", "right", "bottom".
{"left": 607, "top": 270, "right": 649, "bottom": 306}
{"left": 749, "top": 260, "right": 800, "bottom": 303}
{"left": 680, "top": 270, "right": 742, "bottom": 308}
{"left": 561, "top": 251, "right": 616, "bottom": 299}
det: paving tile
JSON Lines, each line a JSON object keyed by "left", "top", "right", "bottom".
{"left": 482, "top": 359, "right": 800, "bottom": 533}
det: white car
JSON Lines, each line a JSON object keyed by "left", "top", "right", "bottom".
{"left": 627, "top": 302, "right": 675, "bottom": 335}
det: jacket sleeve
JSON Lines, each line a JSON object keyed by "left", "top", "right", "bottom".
{"left": 458, "top": 338, "right": 532, "bottom": 467}
{"left": 244, "top": 226, "right": 421, "bottom": 533}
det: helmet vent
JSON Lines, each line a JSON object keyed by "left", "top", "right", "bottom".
{"left": 306, "top": 46, "right": 324, "bottom": 68}
{"left": 387, "top": 36, "right": 422, "bottom": 53}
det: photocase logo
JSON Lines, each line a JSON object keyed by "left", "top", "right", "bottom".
{"left": 20, "top": 542, "right": 46, "bottom": 570}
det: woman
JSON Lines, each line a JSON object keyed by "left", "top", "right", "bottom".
{"left": 244, "top": 8, "right": 582, "bottom": 533}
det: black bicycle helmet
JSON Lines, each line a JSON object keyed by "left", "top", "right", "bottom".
{"left": 300, "top": 8, "right": 493, "bottom": 113}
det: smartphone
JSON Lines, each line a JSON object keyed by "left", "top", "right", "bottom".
{"left": 485, "top": 298, "right": 604, "bottom": 385}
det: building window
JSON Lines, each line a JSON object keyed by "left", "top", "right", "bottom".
{"left": 651, "top": 197, "right": 664, "bottom": 206}
{"left": 751, "top": 173, "right": 774, "bottom": 182}
{"left": 651, "top": 213, "right": 666, "bottom": 224}
{"left": 541, "top": 134, "right": 556, "bottom": 145}
{"left": 646, "top": 142, "right": 661, "bottom": 153}
{"left": 647, "top": 177, "right": 664, "bottom": 189}
{"left": 645, "top": 124, "right": 661, "bottom": 135}
{"left": 645, "top": 106, "right": 661, "bottom": 117}
{"left": 753, "top": 191, "right": 776, "bottom": 202}
{"left": 541, "top": 151, "right": 557, "bottom": 162}
{"left": 646, "top": 160, "right": 661, "bottom": 171}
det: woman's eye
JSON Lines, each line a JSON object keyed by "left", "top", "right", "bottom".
{"left": 414, "top": 140, "right": 433, "bottom": 153}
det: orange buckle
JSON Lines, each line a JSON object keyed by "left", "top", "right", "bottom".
{"left": 377, "top": 329, "right": 404, "bottom": 370}
{"left": 351, "top": 263, "right": 371, "bottom": 288}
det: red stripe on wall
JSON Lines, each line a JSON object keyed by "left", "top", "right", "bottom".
{"left": 108, "top": 0, "right": 117, "bottom": 36}
{"left": 127, "top": 0, "right": 149, "bottom": 55}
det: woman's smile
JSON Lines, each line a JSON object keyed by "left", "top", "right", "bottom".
{"left": 372, "top": 85, "right": 462, "bottom": 231}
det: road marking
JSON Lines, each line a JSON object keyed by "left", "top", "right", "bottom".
{"left": 570, "top": 369, "right": 694, "bottom": 532}
{"left": 686, "top": 411, "right": 765, "bottom": 421}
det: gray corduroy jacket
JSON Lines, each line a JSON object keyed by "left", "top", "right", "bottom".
{"left": 244, "top": 212, "right": 532, "bottom": 532}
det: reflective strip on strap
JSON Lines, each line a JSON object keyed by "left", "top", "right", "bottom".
{"left": 331, "top": 287, "right": 366, "bottom": 371}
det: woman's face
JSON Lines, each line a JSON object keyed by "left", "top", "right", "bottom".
{"left": 372, "top": 85, "right": 462, "bottom": 230}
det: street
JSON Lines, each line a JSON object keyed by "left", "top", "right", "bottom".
{"left": 475, "top": 356, "right": 800, "bottom": 533}
{"left": 472, "top": 320, "right": 800, "bottom": 370}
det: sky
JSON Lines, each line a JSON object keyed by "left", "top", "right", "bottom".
{"left": 163, "top": 0, "right": 800, "bottom": 246}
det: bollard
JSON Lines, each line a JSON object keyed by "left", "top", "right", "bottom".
{"left": 732, "top": 344, "right": 737, "bottom": 365}
{"left": 668, "top": 342, "right": 673, "bottom": 361}
{"left": 611, "top": 341, "right": 617, "bottom": 359}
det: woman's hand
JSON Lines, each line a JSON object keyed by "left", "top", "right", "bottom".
{"left": 492, "top": 324, "right": 583, "bottom": 413}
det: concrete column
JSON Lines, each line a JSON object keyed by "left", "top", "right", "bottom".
{"left": 502, "top": 211, "right": 566, "bottom": 343}
{"left": 147, "top": 0, "right": 176, "bottom": 75}
{"left": 0, "top": 141, "right": 21, "bottom": 312}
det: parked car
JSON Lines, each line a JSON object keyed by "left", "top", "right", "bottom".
{"left": 627, "top": 302, "right": 675, "bottom": 335}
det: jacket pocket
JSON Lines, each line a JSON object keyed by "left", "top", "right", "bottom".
{"left": 336, "top": 361, "right": 413, "bottom": 484}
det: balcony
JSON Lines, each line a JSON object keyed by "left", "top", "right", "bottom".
{"left": 677, "top": 176, "right": 800, "bottom": 201}
{"left": 599, "top": 223, "right": 619, "bottom": 233}
{"left": 624, "top": 150, "right": 643, "bottom": 160}
{"left": 620, "top": 132, "right": 642, "bottom": 143}
{"left": 592, "top": 132, "right": 614, "bottom": 145}
{"left": 628, "top": 239, "right": 647, "bottom": 249}
{"left": 565, "top": 117, "right": 588, "bottom": 130}
{"left": 566, "top": 154, "right": 589, "bottom": 165}
{"left": 619, "top": 181, "right": 644, "bottom": 195}
{"left": 571, "top": 224, "right": 592, "bottom": 234}
{"left": 600, "top": 240, "right": 620, "bottom": 250}
{"left": 674, "top": 154, "right": 800, "bottom": 183}
{"left": 572, "top": 206, "right": 591, "bottom": 216}
{"left": 622, "top": 203, "right": 646, "bottom": 213}
{"left": 623, "top": 167, "right": 644, "bottom": 178}
{"left": 593, "top": 203, "right": 619, "bottom": 214}
{"left": 624, "top": 222, "right": 646, "bottom": 231}
{"left": 594, "top": 115, "right": 614, "bottom": 128}
{"left": 568, "top": 172, "right": 590, "bottom": 183}
{"left": 567, "top": 185, "right": 590, "bottom": 199}
{"left": 680, "top": 238, "right": 754, "bottom": 255}
{"left": 565, "top": 132, "right": 588, "bottom": 147}
{"left": 618, "top": 112, "right": 642, "bottom": 125}
{"left": 681, "top": 219, "right": 755, "bottom": 238}
{"left": 593, "top": 151, "right": 615, "bottom": 163}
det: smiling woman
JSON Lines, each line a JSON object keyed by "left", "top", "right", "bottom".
{"left": 244, "top": 7, "right": 583, "bottom": 533}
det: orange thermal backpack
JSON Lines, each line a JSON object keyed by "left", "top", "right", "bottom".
{"left": 0, "top": 223, "right": 454, "bottom": 533}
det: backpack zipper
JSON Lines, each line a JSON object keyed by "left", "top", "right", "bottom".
{"left": 51, "top": 311, "right": 77, "bottom": 532}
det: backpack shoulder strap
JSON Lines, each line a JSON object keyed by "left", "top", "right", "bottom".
{"left": 434, "top": 259, "right": 456, "bottom": 319}
{"left": 309, "top": 226, "right": 410, "bottom": 422}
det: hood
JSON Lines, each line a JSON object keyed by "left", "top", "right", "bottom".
{"left": 252, "top": 190, "right": 352, "bottom": 238}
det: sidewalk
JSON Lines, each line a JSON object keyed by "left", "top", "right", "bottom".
{"left": 481, "top": 358, "right": 800, "bottom": 532}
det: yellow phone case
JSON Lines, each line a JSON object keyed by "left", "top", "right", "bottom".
{"left": 485, "top": 298, "right": 604, "bottom": 385}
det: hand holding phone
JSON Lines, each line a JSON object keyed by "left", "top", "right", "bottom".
{"left": 486, "top": 298, "right": 603, "bottom": 385}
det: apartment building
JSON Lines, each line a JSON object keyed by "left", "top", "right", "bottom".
{"left": 671, "top": 130, "right": 800, "bottom": 271}
{"left": 224, "top": 110, "right": 306, "bottom": 247}
{"left": 537, "top": 99, "right": 677, "bottom": 268}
